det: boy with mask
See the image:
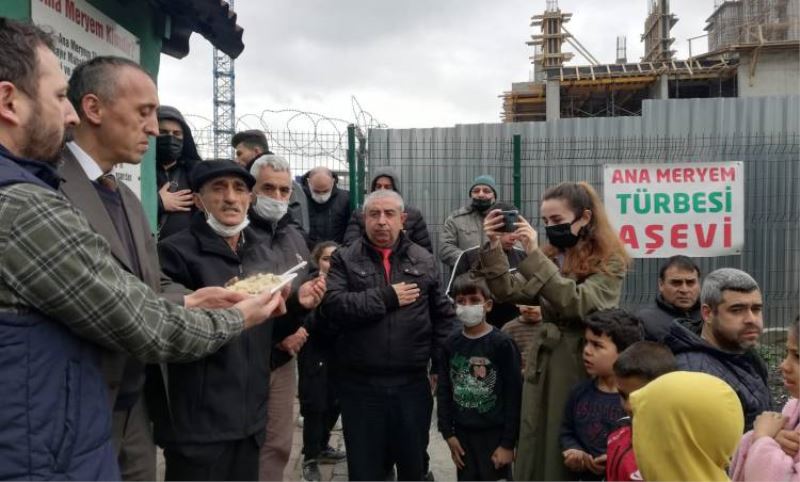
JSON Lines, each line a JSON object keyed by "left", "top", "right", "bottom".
{"left": 156, "top": 105, "right": 202, "bottom": 239}
{"left": 437, "top": 277, "right": 522, "bottom": 481}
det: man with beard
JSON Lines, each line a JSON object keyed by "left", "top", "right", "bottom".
{"left": 636, "top": 255, "right": 703, "bottom": 341}
{"left": 664, "top": 268, "right": 773, "bottom": 430}
{"left": 446, "top": 202, "right": 527, "bottom": 328}
{"left": 232, "top": 129, "right": 309, "bottom": 234}
{"left": 0, "top": 18, "right": 286, "bottom": 480}
{"left": 439, "top": 175, "right": 498, "bottom": 269}
{"left": 156, "top": 105, "right": 202, "bottom": 240}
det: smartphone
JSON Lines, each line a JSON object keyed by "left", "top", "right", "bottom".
{"left": 500, "top": 210, "right": 519, "bottom": 232}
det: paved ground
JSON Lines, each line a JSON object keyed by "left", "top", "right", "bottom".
{"left": 285, "top": 401, "right": 457, "bottom": 482}
{"left": 157, "top": 399, "right": 457, "bottom": 481}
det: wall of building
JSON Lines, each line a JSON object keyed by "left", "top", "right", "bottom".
{"left": 738, "top": 49, "right": 800, "bottom": 97}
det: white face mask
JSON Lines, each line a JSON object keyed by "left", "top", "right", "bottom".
{"left": 253, "top": 195, "right": 289, "bottom": 223}
{"left": 311, "top": 191, "right": 332, "bottom": 204}
{"left": 200, "top": 199, "right": 250, "bottom": 238}
{"left": 456, "top": 304, "right": 485, "bottom": 328}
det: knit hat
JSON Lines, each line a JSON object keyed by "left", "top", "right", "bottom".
{"left": 469, "top": 175, "right": 497, "bottom": 198}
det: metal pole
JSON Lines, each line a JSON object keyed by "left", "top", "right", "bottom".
{"left": 356, "top": 129, "right": 366, "bottom": 209}
{"left": 347, "top": 124, "right": 357, "bottom": 210}
{"left": 513, "top": 135, "right": 522, "bottom": 209}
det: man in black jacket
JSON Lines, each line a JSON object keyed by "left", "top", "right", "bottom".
{"left": 156, "top": 161, "right": 325, "bottom": 480}
{"left": 320, "top": 189, "right": 457, "bottom": 481}
{"left": 664, "top": 268, "right": 772, "bottom": 430}
{"left": 302, "top": 166, "right": 351, "bottom": 245}
{"left": 248, "top": 153, "right": 329, "bottom": 481}
{"left": 155, "top": 105, "right": 202, "bottom": 240}
{"left": 342, "top": 166, "right": 432, "bottom": 252}
{"left": 637, "top": 255, "right": 703, "bottom": 341}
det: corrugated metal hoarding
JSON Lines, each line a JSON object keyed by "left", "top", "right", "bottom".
{"left": 366, "top": 96, "right": 799, "bottom": 332}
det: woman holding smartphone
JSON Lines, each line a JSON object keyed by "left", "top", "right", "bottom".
{"left": 478, "top": 181, "right": 630, "bottom": 481}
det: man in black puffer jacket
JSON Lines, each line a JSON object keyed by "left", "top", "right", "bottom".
{"left": 342, "top": 166, "right": 432, "bottom": 252}
{"left": 319, "top": 189, "right": 457, "bottom": 481}
{"left": 664, "top": 268, "right": 772, "bottom": 431}
{"left": 637, "top": 255, "right": 703, "bottom": 341}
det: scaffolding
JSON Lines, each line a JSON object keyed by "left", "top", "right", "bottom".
{"left": 527, "top": 0, "right": 574, "bottom": 69}
{"left": 642, "top": 0, "right": 679, "bottom": 62}
{"left": 705, "top": 0, "right": 800, "bottom": 52}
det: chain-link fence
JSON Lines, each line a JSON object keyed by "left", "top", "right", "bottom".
{"left": 366, "top": 128, "right": 799, "bottom": 399}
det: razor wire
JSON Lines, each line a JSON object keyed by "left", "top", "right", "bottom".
{"left": 184, "top": 96, "right": 386, "bottom": 163}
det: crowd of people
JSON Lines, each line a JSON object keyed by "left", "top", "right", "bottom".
{"left": 0, "top": 17, "right": 797, "bottom": 482}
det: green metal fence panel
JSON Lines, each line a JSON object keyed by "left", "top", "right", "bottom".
{"left": 348, "top": 124, "right": 357, "bottom": 210}
{"left": 366, "top": 96, "right": 800, "bottom": 397}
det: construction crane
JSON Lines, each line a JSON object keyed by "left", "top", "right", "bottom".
{"left": 212, "top": 0, "right": 236, "bottom": 158}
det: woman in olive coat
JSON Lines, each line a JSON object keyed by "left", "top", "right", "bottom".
{"left": 478, "top": 182, "right": 630, "bottom": 481}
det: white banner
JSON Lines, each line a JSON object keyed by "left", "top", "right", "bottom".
{"left": 32, "top": 0, "right": 143, "bottom": 198}
{"left": 603, "top": 162, "right": 744, "bottom": 258}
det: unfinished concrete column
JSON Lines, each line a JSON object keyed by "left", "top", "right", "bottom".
{"left": 546, "top": 79, "right": 561, "bottom": 121}
{"left": 651, "top": 73, "right": 669, "bottom": 99}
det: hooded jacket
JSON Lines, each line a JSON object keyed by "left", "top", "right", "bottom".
{"left": 636, "top": 293, "right": 702, "bottom": 342}
{"left": 664, "top": 321, "right": 772, "bottom": 430}
{"left": 156, "top": 105, "right": 202, "bottom": 240}
{"left": 342, "top": 167, "right": 432, "bottom": 252}
{"left": 632, "top": 371, "right": 744, "bottom": 481}
{"left": 301, "top": 169, "right": 351, "bottom": 246}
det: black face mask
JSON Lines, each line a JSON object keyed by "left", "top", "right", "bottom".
{"left": 471, "top": 198, "right": 494, "bottom": 212}
{"left": 545, "top": 218, "right": 582, "bottom": 249}
{"left": 156, "top": 135, "right": 183, "bottom": 165}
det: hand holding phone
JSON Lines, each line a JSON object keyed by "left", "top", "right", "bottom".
{"left": 500, "top": 210, "right": 519, "bottom": 232}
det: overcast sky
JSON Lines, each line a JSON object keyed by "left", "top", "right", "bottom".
{"left": 158, "top": 0, "right": 716, "bottom": 129}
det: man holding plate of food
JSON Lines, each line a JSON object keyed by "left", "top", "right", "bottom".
{"left": 155, "top": 160, "right": 325, "bottom": 481}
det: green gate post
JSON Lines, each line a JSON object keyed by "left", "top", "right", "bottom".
{"left": 355, "top": 128, "right": 365, "bottom": 209}
{"left": 513, "top": 134, "right": 522, "bottom": 209}
{"left": 347, "top": 124, "right": 357, "bottom": 210}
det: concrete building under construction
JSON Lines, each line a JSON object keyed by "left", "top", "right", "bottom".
{"left": 501, "top": 0, "right": 800, "bottom": 122}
